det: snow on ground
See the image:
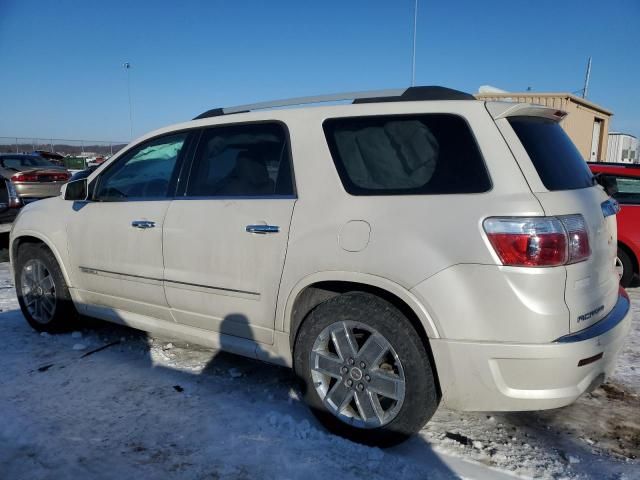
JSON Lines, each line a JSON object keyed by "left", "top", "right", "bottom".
{"left": 0, "top": 261, "right": 638, "bottom": 479}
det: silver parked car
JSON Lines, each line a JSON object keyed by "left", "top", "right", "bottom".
{"left": 0, "top": 154, "right": 71, "bottom": 203}
{"left": 9, "top": 86, "right": 631, "bottom": 446}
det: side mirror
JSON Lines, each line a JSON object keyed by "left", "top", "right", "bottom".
{"left": 596, "top": 174, "right": 618, "bottom": 197}
{"left": 63, "top": 178, "right": 88, "bottom": 201}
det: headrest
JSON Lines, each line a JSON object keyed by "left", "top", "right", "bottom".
{"left": 236, "top": 152, "right": 270, "bottom": 186}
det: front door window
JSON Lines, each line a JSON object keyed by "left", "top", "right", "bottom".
{"left": 95, "top": 133, "right": 188, "bottom": 201}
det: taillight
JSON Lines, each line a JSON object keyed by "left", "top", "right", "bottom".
{"left": 11, "top": 172, "right": 39, "bottom": 183}
{"left": 11, "top": 172, "right": 70, "bottom": 182}
{"left": 561, "top": 214, "right": 591, "bottom": 263}
{"left": 50, "top": 172, "right": 71, "bottom": 182}
{"left": 483, "top": 215, "right": 590, "bottom": 267}
{"left": 4, "top": 179, "right": 21, "bottom": 208}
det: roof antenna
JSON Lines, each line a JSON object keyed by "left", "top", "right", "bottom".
{"left": 411, "top": 0, "right": 418, "bottom": 86}
{"left": 582, "top": 56, "right": 592, "bottom": 98}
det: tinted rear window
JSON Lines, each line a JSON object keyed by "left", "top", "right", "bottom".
{"left": 0, "top": 156, "right": 56, "bottom": 169}
{"left": 323, "top": 114, "right": 491, "bottom": 195}
{"left": 508, "top": 116, "right": 593, "bottom": 191}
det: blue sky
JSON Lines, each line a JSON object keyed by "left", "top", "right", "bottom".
{"left": 1, "top": 0, "right": 638, "bottom": 142}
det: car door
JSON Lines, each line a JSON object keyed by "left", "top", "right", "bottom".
{"left": 66, "top": 131, "right": 192, "bottom": 319}
{"left": 162, "top": 122, "right": 296, "bottom": 345}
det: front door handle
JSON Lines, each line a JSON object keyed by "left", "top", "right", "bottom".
{"left": 246, "top": 224, "right": 279, "bottom": 234}
{"left": 131, "top": 220, "right": 156, "bottom": 229}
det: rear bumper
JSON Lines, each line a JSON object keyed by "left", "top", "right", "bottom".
{"left": 431, "top": 290, "right": 631, "bottom": 411}
{"left": 14, "top": 182, "right": 64, "bottom": 200}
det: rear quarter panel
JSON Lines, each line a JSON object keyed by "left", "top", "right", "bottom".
{"left": 275, "top": 101, "right": 547, "bottom": 339}
{"left": 535, "top": 188, "right": 619, "bottom": 333}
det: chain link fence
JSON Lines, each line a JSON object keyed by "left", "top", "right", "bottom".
{"left": 0, "top": 137, "right": 127, "bottom": 157}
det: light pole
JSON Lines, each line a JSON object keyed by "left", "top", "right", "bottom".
{"left": 411, "top": 0, "right": 418, "bottom": 86}
{"left": 123, "top": 62, "right": 133, "bottom": 139}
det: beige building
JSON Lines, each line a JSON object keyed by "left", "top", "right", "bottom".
{"left": 475, "top": 92, "right": 613, "bottom": 162}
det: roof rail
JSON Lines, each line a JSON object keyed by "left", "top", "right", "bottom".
{"left": 193, "top": 86, "right": 475, "bottom": 120}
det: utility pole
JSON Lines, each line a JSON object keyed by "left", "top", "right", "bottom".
{"left": 582, "top": 57, "right": 592, "bottom": 99}
{"left": 123, "top": 62, "right": 133, "bottom": 139}
{"left": 411, "top": 0, "right": 418, "bottom": 86}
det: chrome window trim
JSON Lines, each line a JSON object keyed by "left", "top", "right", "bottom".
{"left": 82, "top": 194, "right": 297, "bottom": 203}
{"left": 175, "top": 195, "right": 297, "bottom": 201}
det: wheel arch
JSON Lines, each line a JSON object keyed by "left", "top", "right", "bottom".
{"left": 11, "top": 232, "right": 73, "bottom": 287}
{"left": 284, "top": 271, "right": 440, "bottom": 351}
{"left": 284, "top": 273, "right": 442, "bottom": 398}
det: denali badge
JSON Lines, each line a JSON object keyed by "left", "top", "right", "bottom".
{"left": 578, "top": 305, "right": 604, "bottom": 323}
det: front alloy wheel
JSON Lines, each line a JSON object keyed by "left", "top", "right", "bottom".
{"left": 15, "top": 242, "right": 77, "bottom": 332}
{"left": 20, "top": 259, "right": 57, "bottom": 324}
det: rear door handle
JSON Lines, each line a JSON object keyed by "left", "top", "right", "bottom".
{"left": 131, "top": 220, "right": 156, "bottom": 229}
{"left": 246, "top": 224, "right": 279, "bottom": 234}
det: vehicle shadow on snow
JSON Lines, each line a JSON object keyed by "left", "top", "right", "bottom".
{"left": 1, "top": 302, "right": 465, "bottom": 479}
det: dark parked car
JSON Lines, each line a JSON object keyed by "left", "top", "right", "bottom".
{"left": 0, "top": 154, "right": 71, "bottom": 203}
{"left": 0, "top": 175, "right": 23, "bottom": 233}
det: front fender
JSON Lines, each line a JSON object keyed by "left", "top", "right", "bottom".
{"left": 10, "top": 199, "right": 73, "bottom": 287}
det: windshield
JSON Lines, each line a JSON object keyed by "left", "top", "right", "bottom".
{"left": 0, "top": 156, "right": 57, "bottom": 170}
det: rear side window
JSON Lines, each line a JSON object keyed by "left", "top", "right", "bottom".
{"left": 186, "top": 122, "right": 294, "bottom": 197}
{"left": 508, "top": 116, "right": 593, "bottom": 191}
{"left": 323, "top": 114, "right": 490, "bottom": 195}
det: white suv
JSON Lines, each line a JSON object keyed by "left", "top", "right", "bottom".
{"left": 10, "top": 86, "right": 631, "bottom": 446}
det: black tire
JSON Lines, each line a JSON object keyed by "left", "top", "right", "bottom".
{"left": 293, "top": 292, "right": 439, "bottom": 447}
{"left": 15, "top": 243, "right": 78, "bottom": 333}
{"left": 617, "top": 247, "right": 634, "bottom": 288}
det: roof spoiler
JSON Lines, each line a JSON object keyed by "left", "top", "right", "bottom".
{"left": 485, "top": 101, "right": 568, "bottom": 122}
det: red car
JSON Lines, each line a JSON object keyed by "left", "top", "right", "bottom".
{"left": 589, "top": 162, "right": 640, "bottom": 286}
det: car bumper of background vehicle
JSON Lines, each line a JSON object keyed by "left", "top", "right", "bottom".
{"left": 430, "top": 291, "right": 632, "bottom": 411}
{"left": 14, "top": 182, "right": 65, "bottom": 201}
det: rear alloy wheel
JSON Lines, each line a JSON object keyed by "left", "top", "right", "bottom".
{"left": 15, "top": 243, "right": 77, "bottom": 332}
{"left": 294, "top": 292, "right": 439, "bottom": 447}
{"left": 310, "top": 320, "right": 406, "bottom": 429}
{"left": 616, "top": 248, "right": 634, "bottom": 288}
